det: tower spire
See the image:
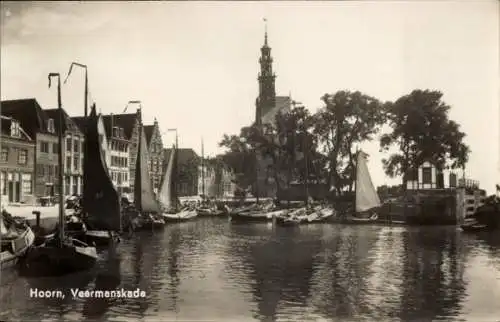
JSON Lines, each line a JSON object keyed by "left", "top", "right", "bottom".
{"left": 263, "top": 18, "right": 268, "bottom": 46}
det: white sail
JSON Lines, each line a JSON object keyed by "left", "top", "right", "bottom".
{"left": 158, "top": 145, "right": 176, "bottom": 209}
{"left": 355, "top": 150, "right": 381, "bottom": 212}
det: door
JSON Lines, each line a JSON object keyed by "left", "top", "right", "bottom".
{"left": 8, "top": 182, "right": 13, "bottom": 202}
{"left": 15, "top": 182, "right": 20, "bottom": 202}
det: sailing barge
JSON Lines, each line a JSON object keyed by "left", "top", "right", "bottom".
{"left": 129, "top": 122, "right": 165, "bottom": 231}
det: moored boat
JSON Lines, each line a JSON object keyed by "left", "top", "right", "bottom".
{"left": 158, "top": 143, "right": 198, "bottom": 223}
{"left": 460, "top": 194, "right": 500, "bottom": 233}
{"left": 131, "top": 121, "right": 165, "bottom": 231}
{"left": 19, "top": 74, "right": 97, "bottom": 276}
{"left": 1, "top": 212, "right": 35, "bottom": 270}
{"left": 342, "top": 150, "right": 381, "bottom": 224}
{"left": 229, "top": 200, "right": 275, "bottom": 222}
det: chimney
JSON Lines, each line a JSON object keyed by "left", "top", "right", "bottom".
{"left": 137, "top": 107, "right": 142, "bottom": 125}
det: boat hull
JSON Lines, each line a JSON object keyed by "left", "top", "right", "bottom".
{"left": 229, "top": 211, "right": 270, "bottom": 222}
{"left": 162, "top": 211, "right": 198, "bottom": 222}
{"left": 20, "top": 238, "right": 97, "bottom": 277}
{"left": 461, "top": 223, "right": 491, "bottom": 232}
{"left": 1, "top": 226, "right": 35, "bottom": 271}
{"left": 197, "top": 209, "right": 225, "bottom": 217}
{"left": 85, "top": 230, "right": 120, "bottom": 246}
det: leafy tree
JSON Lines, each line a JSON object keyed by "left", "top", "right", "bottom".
{"left": 313, "top": 91, "right": 386, "bottom": 194}
{"left": 219, "top": 104, "right": 319, "bottom": 201}
{"left": 380, "top": 89, "right": 470, "bottom": 187}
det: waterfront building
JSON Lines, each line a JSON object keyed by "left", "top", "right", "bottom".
{"left": 72, "top": 112, "right": 111, "bottom": 169}
{"left": 163, "top": 148, "right": 199, "bottom": 197}
{"left": 0, "top": 115, "right": 36, "bottom": 205}
{"left": 198, "top": 157, "right": 235, "bottom": 199}
{"left": 1, "top": 99, "right": 59, "bottom": 198}
{"left": 143, "top": 118, "right": 164, "bottom": 193}
{"left": 44, "top": 108, "right": 84, "bottom": 196}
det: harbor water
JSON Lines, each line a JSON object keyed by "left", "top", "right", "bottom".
{"left": 1, "top": 218, "right": 500, "bottom": 321}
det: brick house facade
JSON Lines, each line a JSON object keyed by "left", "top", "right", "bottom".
{"left": 1, "top": 99, "right": 60, "bottom": 198}
{"left": 144, "top": 119, "right": 164, "bottom": 193}
{"left": 0, "top": 116, "right": 36, "bottom": 205}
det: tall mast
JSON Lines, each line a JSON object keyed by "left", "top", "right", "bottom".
{"left": 201, "top": 137, "right": 205, "bottom": 197}
{"left": 304, "top": 135, "right": 309, "bottom": 206}
{"left": 49, "top": 73, "right": 64, "bottom": 246}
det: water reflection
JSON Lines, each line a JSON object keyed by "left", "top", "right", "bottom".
{"left": 1, "top": 220, "right": 499, "bottom": 321}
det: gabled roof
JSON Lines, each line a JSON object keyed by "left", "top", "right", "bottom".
{"left": 143, "top": 125, "right": 154, "bottom": 145}
{"left": 1, "top": 98, "right": 51, "bottom": 138}
{"left": 0, "top": 115, "right": 33, "bottom": 141}
{"left": 44, "top": 108, "right": 82, "bottom": 135}
{"left": 70, "top": 116, "right": 87, "bottom": 133}
{"left": 163, "top": 148, "right": 199, "bottom": 166}
{"left": 100, "top": 113, "right": 138, "bottom": 140}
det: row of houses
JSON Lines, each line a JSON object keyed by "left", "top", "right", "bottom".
{"left": 0, "top": 98, "right": 235, "bottom": 206}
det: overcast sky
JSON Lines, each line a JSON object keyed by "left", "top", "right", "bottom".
{"left": 1, "top": 1, "right": 498, "bottom": 193}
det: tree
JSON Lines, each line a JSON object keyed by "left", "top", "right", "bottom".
{"left": 313, "top": 90, "right": 386, "bottom": 195}
{"left": 219, "top": 104, "right": 319, "bottom": 201}
{"left": 380, "top": 89, "right": 470, "bottom": 187}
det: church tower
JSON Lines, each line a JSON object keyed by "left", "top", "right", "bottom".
{"left": 255, "top": 22, "right": 276, "bottom": 126}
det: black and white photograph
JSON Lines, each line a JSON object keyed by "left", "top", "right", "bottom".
{"left": 0, "top": 1, "right": 499, "bottom": 321}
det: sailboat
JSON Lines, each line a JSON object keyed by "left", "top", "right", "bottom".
{"left": 20, "top": 73, "right": 97, "bottom": 277}
{"left": 1, "top": 211, "right": 35, "bottom": 270}
{"left": 343, "top": 150, "right": 381, "bottom": 223}
{"left": 159, "top": 145, "right": 198, "bottom": 222}
{"left": 79, "top": 104, "right": 122, "bottom": 245}
{"left": 131, "top": 123, "right": 165, "bottom": 230}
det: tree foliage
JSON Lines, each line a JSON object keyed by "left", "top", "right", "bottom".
{"left": 219, "top": 89, "right": 470, "bottom": 198}
{"left": 380, "top": 89, "right": 470, "bottom": 184}
{"left": 313, "top": 91, "right": 386, "bottom": 194}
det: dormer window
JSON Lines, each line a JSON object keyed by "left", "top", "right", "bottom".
{"left": 112, "top": 126, "right": 118, "bottom": 138}
{"left": 120, "top": 128, "right": 124, "bottom": 138}
{"left": 47, "top": 118, "right": 55, "bottom": 133}
{"left": 10, "top": 120, "right": 20, "bottom": 138}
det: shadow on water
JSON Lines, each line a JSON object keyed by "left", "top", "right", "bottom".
{"left": 398, "top": 227, "right": 468, "bottom": 321}
{"left": 81, "top": 244, "right": 122, "bottom": 321}
{"left": 226, "top": 222, "right": 326, "bottom": 321}
{"left": 1, "top": 220, "right": 499, "bottom": 321}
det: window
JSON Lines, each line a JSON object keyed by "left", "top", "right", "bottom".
{"left": 52, "top": 142, "right": 58, "bottom": 154}
{"left": 41, "top": 141, "right": 49, "bottom": 153}
{"left": 422, "top": 167, "right": 432, "bottom": 184}
{"left": 66, "top": 156, "right": 71, "bottom": 171}
{"left": 18, "top": 149, "right": 27, "bottom": 165}
{"left": 48, "top": 164, "right": 53, "bottom": 176}
{"left": 64, "top": 177, "right": 70, "bottom": 195}
{"left": 37, "top": 164, "right": 45, "bottom": 177}
{"left": 22, "top": 173, "right": 32, "bottom": 194}
{"left": 54, "top": 165, "right": 59, "bottom": 177}
{"left": 449, "top": 173, "right": 457, "bottom": 188}
{"left": 47, "top": 118, "right": 55, "bottom": 133}
{"left": 0, "top": 172, "right": 5, "bottom": 195}
{"left": 72, "top": 176, "right": 78, "bottom": 194}
{"left": 10, "top": 121, "right": 20, "bottom": 137}
{"left": 1, "top": 147, "right": 8, "bottom": 162}
{"left": 73, "top": 155, "right": 79, "bottom": 171}
{"left": 66, "top": 138, "right": 72, "bottom": 152}
{"left": 73, "top": 139, "right": 79, "bottom": 153}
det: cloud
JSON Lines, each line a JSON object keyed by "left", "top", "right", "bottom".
{"left": 1, "top": 2, "right": 110, "bottom": 44}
